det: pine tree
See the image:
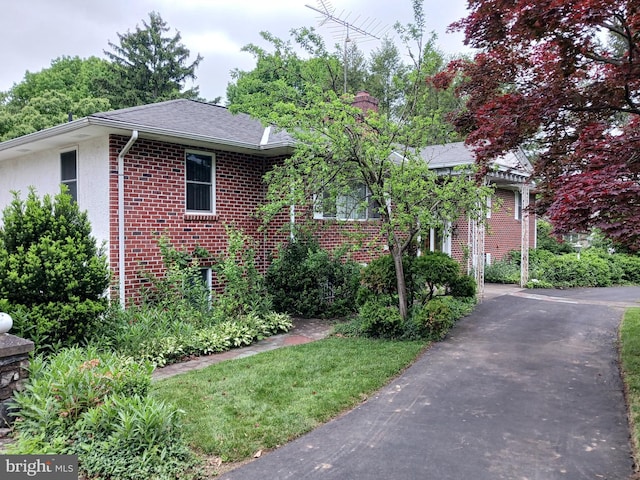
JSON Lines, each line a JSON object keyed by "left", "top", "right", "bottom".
{"left": 102, "top": 11, "right": 203, "bottom": 109}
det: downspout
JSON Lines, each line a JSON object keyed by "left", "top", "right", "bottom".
{"left": 117, "top": 131, "right": 138, "bottom": 306}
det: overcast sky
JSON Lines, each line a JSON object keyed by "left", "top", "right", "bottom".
{"left": 0, "top": 0, "right": 472, "bottom": 103}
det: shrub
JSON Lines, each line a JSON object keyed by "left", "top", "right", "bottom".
{"left": 536, "top": 220, "right": 575, "bottom": 254}
{"left": 449, "top": 274, "right": 477, "bottom": 298}
{"left": 410, "top": 251, "right": 460, "bottom": 301}
{"left": 0, "top": 187, "right": 110, "bottom": 351}
{"left": 9, "top": 347, "right": 200, "bottom": 479}
{"left": 543, "top": 252, "right": 613, "bottom": 287}
{"left": 213, "top": 226, "right": 272, "bottom": 319}
{"left": 359, "top": 252, "right": 467, "bottom": 306}
{"left": 406, "top": 296, "right": 475, "bottom": 341}
{"left": 613, "top": 254, "right": 640, "bottom": 284}
{"left": 484, "top": 257, "right": 520, "bottom": 284}
{"left": 357, "top": 298, "right": 403, "bottom": 339}
{"left": 266, "top": 233, "right": 360, "bottom": 317}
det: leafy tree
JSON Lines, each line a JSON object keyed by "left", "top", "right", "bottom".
{"left": 229, "top": 1, "right": 489, "bottom": 320}
{"left": 0, "top": 56, "right": 112, "bottom": 140}
{"left": 101, "top": 11, "right": 203, "bottom": 109}
{"left": 0, "top": 188, "right": 110, "bottom": 350}
{"left": 433, "top": 0, "right": 640, "bottom": 250}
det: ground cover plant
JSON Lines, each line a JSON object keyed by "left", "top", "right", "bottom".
{"left": 618, "top": 308, "right": 640, "bottom": 470}
{"left": 8, "top": 347, "right": 202, "bottom": 480}
{"left": 152, "top": 337, "right": 427, "bottom": 466}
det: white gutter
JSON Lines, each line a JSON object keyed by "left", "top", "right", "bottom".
{"left": 117, "top": 130, "right": 138, "bottom": 306}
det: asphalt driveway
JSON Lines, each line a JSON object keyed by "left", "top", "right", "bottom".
{"left": 222, "top": 286, "right": 640, "bottom": 480}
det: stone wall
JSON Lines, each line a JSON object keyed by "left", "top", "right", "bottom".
{"left": 0, "top": 334, "right": 34, "bottom": 428}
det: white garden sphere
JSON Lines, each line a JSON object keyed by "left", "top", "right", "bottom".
{"left": 0, "top": 312, "right": 13, "bottom": 334}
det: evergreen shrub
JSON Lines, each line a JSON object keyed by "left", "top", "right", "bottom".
{"left": 0, "top": 188, "right": 110, "bottom": 351}
{"left": 266, "top": 233, "right": 360, "bottom": 317}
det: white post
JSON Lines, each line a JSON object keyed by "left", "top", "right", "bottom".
{"left": 520, "top": 184, "right": 530, "bottom": 287}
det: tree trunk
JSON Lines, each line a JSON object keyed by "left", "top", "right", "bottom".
{"left": 391, "top": 244, "right": 409, "bottom": 321}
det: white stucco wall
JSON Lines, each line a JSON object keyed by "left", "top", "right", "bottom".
{"left": 0, "top": 136, "right": 111, "bottom": 250}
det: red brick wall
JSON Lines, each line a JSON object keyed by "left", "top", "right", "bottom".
{"left": 485, "top": 188, "right": 536, "bottom": 262}
{"left": 108, "top": 135, "right": 289, "bottom": 303}
{"left": 108, "top": 135, "right": 535, "bottom": 302}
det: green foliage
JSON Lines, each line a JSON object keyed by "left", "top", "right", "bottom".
{"left": 489, "top": 248, "right": 640, "bottom": 288}
{"left": 612, "top": 254, "right": 640, "bottom": 284}
{"left": 359, "top": 253, "right": 475, "bottom": 306}
{"left": 0, "top": 188, "right": 110, "bottom": 351}
{"left": 542, "top": 251, "right": 614, "bottom": 287}
{"left": 9, "top": 347, "right": 200, "bottom": 479}
{"left": 227, "top": 3, "right": 489, "bottom": 321}
{"left": 140, "top": 236, "right": 212, "bottom": 320}
{"left": 101, "top": 11, "right": 204, "bottom": 109}
{"left": 357, "top": 298, "right": 404, "bottom": 339}
{"left": 536, "top": 219, "right": 575, "bottom": 254}
{"left": 76, "top": 395, "right": 200, "bottom": 480}
{"left": 406, "top": 296, "right": 474, "bottom": 341}
{"left": 214, "top": 226, "right": 272, "bottom": 319}
{"left": 10, "top": 347, "right": 152, "bottom": 447}
{"left": 484, "top": 257, "right": 520, "bottom": 284}
{"left": 619, "top": 308, "right": 640, "bottom": 468}
{"left": 90, "top": 305, "right": 293, "bottom": 367}
{"left": 266, "top": 233, "right": 360, "bottom": 317}
{"left": 0, "top": 56, "right": 112, "bottom": 141}
{"left": 411, "top": 251, "right": 461, "bottom": 301}
{"left": 337, "top": 294, "right": 474, "bottom": 341}
{"left": 449, "top": 274, "right": 478, "bottom": 298}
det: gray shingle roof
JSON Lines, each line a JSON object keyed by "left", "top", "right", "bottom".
{"left": 90, "top": 99, "right": 292, "bottom": 148}
{"left": 420, "top": 141, "right": 532, "bottom": 177}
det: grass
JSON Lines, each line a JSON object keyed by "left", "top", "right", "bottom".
{"left": 619, "top": 307, "right": 640, "bottom": 468}
{"left": 152, "top": 336, "right": 427, "bottom": 463}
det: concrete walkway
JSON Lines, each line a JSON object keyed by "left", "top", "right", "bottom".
{"left": 220, "top": 285, "right": 640, "bottom": 480}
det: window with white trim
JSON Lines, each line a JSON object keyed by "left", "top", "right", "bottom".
{"left": 429, "top": 222, "right": 452, "bottom": 255}
{"left": 314, "top": 183, "right": 381, "bottom": 221}
{"left": 186, "top": 151, "right": 215, "bottom": 213}
{"left": 514, "top": 191, "right": 522, "bottom": 220}
{"left": 60, "top": 149, "right": 77, "bottom": 201}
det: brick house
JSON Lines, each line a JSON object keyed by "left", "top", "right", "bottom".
{"left": 0, "top": 99, "right": 535, "bottom": 304}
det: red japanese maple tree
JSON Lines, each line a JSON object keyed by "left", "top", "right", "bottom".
{"left": 433, "top": 0, "right": 640, "bottom": 250}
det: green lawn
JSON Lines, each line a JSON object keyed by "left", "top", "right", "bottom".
{"left": 152, "top": 336, "right": 427, "bottom": 463}
{"left": 619, "top": 307, "right": 640, "bottom": 467}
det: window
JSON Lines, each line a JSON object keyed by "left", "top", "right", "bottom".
{"left": 60, "top": 150, "right": 77, "bottom": 201}
{"left": 185, "top": 267, "right": 212, "bottom": 307}
{"left": 429, "top": 223, "right": 452, "bottom": 255}
{"left": 314, "top": 184, "right": 381, "bottom": 221}
{"left": 514, "top": 191, "right": 522, "bottom": 220}
{"left": 186, "top": 151, "right": 215, "bottom": 213}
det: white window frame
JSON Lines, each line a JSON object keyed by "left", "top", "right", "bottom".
{"left": 314, "top": 184, "right": 381, "bottom": 221}
{"left": 60, "top": 148, "right": 78, "bottom": 202}
{"left": 514, "top": 190, "right": 522, "bottom": 221}
{"left": 429, "top": 221, "right": 452, "bottom": 255}
{"left": 185, "top": 150, "right": 216, "bottom": 214}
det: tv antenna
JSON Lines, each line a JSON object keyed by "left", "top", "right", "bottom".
{"left": 305, "top": 0, "right": 387, "bottom": 93}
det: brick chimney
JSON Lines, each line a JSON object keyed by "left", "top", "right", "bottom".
{"left": 352, "top": 91, "right": 379, "bottom": 114}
